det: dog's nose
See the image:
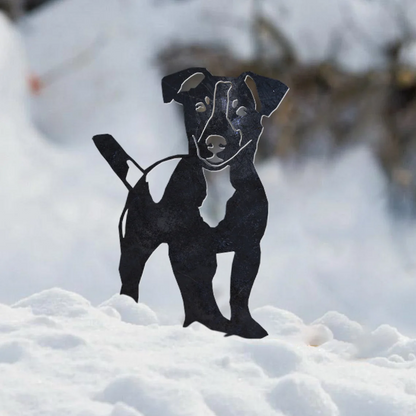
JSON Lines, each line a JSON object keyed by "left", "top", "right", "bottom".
{"left": 206, "top": 135, "right": 226, "bottom": 163}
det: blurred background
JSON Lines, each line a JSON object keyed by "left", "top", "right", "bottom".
{"left": 2, "top": 0, "right": 416, "bottom": 334}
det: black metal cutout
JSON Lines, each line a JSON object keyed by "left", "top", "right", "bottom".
{"left": 93, "top": 68, "right": 288, "bottom": 339}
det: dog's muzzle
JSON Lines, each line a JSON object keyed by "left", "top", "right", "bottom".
{"left": 205, "top": 135, "right": 226, "bottom": 163}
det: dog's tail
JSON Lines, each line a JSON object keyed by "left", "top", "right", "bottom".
{"left": 93, "top": 134, "right": 145, "bottom": 190}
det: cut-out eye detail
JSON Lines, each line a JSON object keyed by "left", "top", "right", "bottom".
{"left": 236, "top": 106, "right": 247, "bottom": 117}
{"left": 232, "top": 99, "right": 238, "bottom": 108}
{"left": 196, "top": 102, "right": 206, "bottom": 112}
{"left": 205, "top": 96, "right": 210, "bottom": 105}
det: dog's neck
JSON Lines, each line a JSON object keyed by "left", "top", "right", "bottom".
{"left": 199, "top": 153, "right": 259, "bottom": 190}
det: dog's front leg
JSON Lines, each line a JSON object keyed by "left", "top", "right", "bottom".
{"left": 228, "top": 244, "right": 268, "bottom": 339}
{"left": 168, "top": 230, "right": 231, "bottom": 334}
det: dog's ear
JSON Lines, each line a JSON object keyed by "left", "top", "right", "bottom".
{"left": 242, "top": 72, "right": 289, "bottom": 117}
{"left": 162, "top": 67, "right": 212, "bottom": 104}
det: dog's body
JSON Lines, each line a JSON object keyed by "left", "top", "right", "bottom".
{"left": 94, "top": 68, "right": 288, "bottom": 338}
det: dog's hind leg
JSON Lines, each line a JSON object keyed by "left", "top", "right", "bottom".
{"left": 117, "top": 177, "right": 162, "bottom": 302}
{"left": 119, "top": 240, "right": 159, "bottom": 302}
{"left": 118, "top": 202, "right": 160, "bottom": 303}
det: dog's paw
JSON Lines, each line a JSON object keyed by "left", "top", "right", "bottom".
{"left": 183, "top": 314, "right": 232, "bottom": 334}
{"left": 226, "top": 316, "right": 268, "bottom": 339}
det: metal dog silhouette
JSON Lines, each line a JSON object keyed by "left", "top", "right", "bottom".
{"left": 93, "top": 68, "right": 288, "bottom": 338}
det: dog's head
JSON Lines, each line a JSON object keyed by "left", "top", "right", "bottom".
{"left": 162, "top": 68, "right": 288, "bottom": 170}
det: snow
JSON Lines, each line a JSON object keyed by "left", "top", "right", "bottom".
{"left": 1, "top": 0, "right": 416, "bottom": 414}
{"left": 2, "top": 288, "right": 416, "bottom": 416}
{"left": 100, "top": 294, "right": 158, "bottom": 326}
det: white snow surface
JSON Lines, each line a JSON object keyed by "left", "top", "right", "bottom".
{"left": 2, "top": 1, "right": 416, "bottom": 413}
{"left": 3, "top": 288, "right": 416, "bottom": 416}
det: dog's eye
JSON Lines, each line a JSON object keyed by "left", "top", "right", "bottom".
{"left": 195, "top": 102, "right": 206, "bottom": 112}
{"left": 236, "top": 106, "right": 248, "bottom": 117}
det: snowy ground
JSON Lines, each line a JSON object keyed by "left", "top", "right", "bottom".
{"left": 2, "top": 0, "right": 416, "bottom": 414}
{"left": 2, "top": 288, "right": 416, "bottom": 416}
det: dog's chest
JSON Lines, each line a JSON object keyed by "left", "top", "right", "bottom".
{"left": 199, "top": 166, "right": 235, "bottom": 227}
{"left": 145, "top": 159, "right": 235, "bottom": 226}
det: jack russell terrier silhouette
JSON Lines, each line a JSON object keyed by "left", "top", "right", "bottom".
{"left": 93, "top": 67, "right": 288, "bottom": 338}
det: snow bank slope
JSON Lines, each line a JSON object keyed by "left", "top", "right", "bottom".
{"left": 2, "top": 289, "right": 416, "bottom": 416}
{"left": 0, "top": 11, "right": 122, "bottom": 303}
{"left": 0, "top": 10, "right": 178, "bottom": 312}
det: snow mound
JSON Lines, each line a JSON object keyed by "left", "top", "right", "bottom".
{"left": 12, "top": 288, "right": 91, "bottom": 317}
{"left": 99, "top": 295, "right": 158, "bottom": 326}
{"left": 252, "top": 306, "right": 304, "bottom": 337}
{"left": 97, "top": 374, "right": 213, "bottom": 416}
{"left": 354, "top": 324, "right": 416, "bottom": 364}
{"left": 269, "top": 373, "right": 340, "bottom": 416}
{"left": 325, "top": 381, "right": 416, "bottom": 416}
{"left": 303, "top": 324, "right": 334, "bottom": 347}
{"left": 243, "top": 339, "right": 304, "bottom": 377}
{"left": 312, "top": 311, "right": 364, "bottom": 343}
{"left": 2, "top": 290, "right": 416, "bottom": 415}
